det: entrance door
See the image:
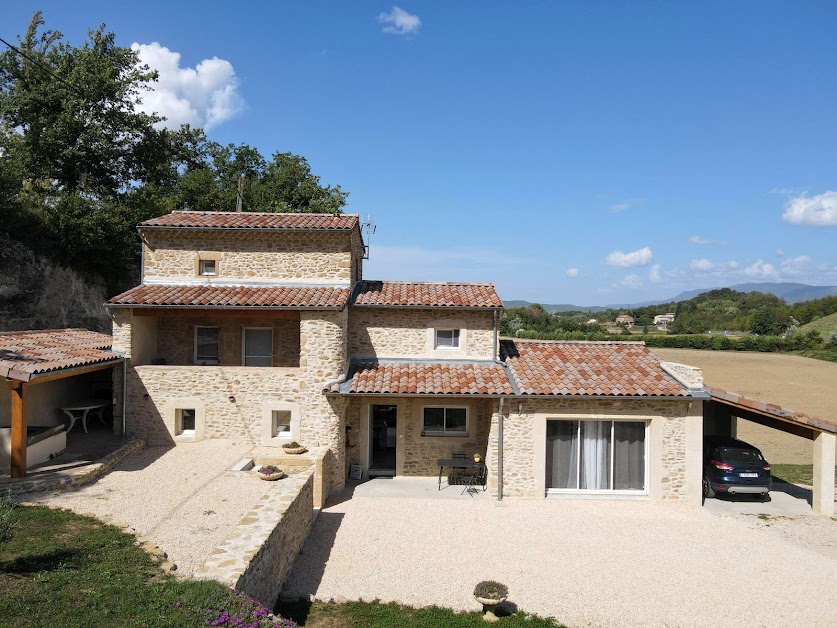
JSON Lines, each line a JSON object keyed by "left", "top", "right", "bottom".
{"left": 369, "top": 404, "right": 397, "bottom": 477}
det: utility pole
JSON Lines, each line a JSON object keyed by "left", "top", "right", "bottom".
{"left": 235, "top": 174, "right": 244, "bottom": 212}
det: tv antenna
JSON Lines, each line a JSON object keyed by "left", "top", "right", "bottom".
{"left": 361, "top": 214, "right": 376, "bottom": 259}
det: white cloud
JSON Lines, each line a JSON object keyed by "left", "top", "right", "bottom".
{"left": 605, "top": 246, "right": 653, "bottom": 267}
{"left": 649, "top": 264, "right": 662, "bottom": 283}
{"left": 743, "top": 259, "right": 779, "bottom": 279}
{"left": 775, "top": 248, "right": 785, "bottom": 257}
{"left": 622, "top": 274, "right": 643, "bottom": 288}
{"left": 378, "top": 6, "right": 422, "bottom": 35}
{"left": 689, "top": 258, "right": 715, "bottom": 271}
{"left": 781, "top": 191, "right": 837, "bottom": 227}
{"left": 689, "top": 235, "right": 727, "bottom": 246}
{"left": 131, "top": 42, "right": 245, "bottom": 130}
{"left": 565, "top": 268, "right": 579, "bottom": 278}
{"left": 609, "top": 198, "right": 644, "bottom": 213}
{"left": 780, "top": 255, "right": 813, "bottom": 277}
{"left": 770, "top": 187, "right": 802, "bottom": 196}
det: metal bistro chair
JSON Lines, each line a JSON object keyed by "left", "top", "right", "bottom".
{"left": 450, "top": 452, "right": 468, "bottom": 486}
{"left": 461, "top": 463, "right": 487, "bottom": 496}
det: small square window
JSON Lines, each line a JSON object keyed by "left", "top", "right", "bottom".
{"left": 177, "top": 409, "right": 196, "bottom": 435}
{"left": 435, "top": 328, "right": 460, "bottom": 349}
{"left": 199, "top": 259, "right": 217, "bottom": 276}
{"left": 272, "top": 410, "right": 292, "bottom": 437}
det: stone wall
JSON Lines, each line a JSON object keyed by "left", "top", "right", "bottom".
{"left": 347, "top": 308, "right": 496, "bottom": 360}
{"left": 155, "top": 314, "right": 300, "bottom": 366}
{"left": 196, "top": 471, "right": 313, "bottom": 608}
{"left": 485, "top": 397, "right": 695, "bottom": 500}
{"left": 344, "top": 396, "right": 491, "bottom": 477}
{"left": 142, "top": 230, "right": 355, "bottom": 283}
{"left": 121, "top": 309, "right": 349, "bottom": 492}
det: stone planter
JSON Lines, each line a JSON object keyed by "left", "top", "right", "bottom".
{"left": 475, "top": 596, "right": 505, "bottom": 622}
{"left": 282, "top": 446, "right": 306, "bottom": 455}
{"left": 257, "top": 470, "right": 284, "bottom": 481}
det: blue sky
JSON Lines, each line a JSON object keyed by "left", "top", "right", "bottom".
{"left": 6, "top": 2, "right": 837, "bottom": 305}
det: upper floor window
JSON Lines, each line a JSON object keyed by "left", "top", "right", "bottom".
{"left": 194, "top": 327, "right": 220, "bottom": 365}
{"left": 199, "top": 259, "right": 217, "bottom": 276}
{"left": 435, "top": 328, "right": 461, "bottom": 349}
{"left": 243, "top": 328, "right": 273, "bottom": 367}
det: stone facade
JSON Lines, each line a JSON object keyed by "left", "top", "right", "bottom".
{"left": 484, "top": 397, "right": 701, "bottom": 501}
{"left": 197, "top": 471, "right": 313, "bottom": 607}
{"left": 345, "top": 396, "right": 491, "bottom": 477}
{"left": 142, "top": 230, "right": 356, "bottom": 283}
{"left": 348, "top": 308, "right": 496, "bottom": 360}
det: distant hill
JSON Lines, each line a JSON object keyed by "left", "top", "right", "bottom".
{"left": 505, "top": 282, "right": 837, "bottom": 312}
{"left": 799, "top": 312, "right": 837, "bottom": 338}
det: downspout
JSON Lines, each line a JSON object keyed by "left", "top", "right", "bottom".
{"left": 122, "top": 359, "right": 127, "bottom": 438}
{"left": 497, "top": 396, "right": 504, "bottom": 501}
{"left": 492, "top": 310, "right": 499, "bottom": 361}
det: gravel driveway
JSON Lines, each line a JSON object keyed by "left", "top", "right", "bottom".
{"left": 23, "top": 440, "right": 267, "bottom": 576}
{"left": 285, "top": 491, "right": 837, "bottom": 628}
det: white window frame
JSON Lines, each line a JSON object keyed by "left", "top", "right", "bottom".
{"left": 194, "top": 326, "right": 220, "bottom": 365}
{"left": 545, "top": 419, "right": 650, "bottom": 496}
{"left": 434, "top": 328, "right": 461, "bottom": 350}
{"left": 421, "top": 406, "right": 469, "bottom": 437}
{"left": 176, "top": 408, "right": 196, "bottom": 436}
{"left": 242, "top": 327, "right": 273, "bottom": 367}
{"left": 198, "top": 259, "right": 217, "bottom": 276}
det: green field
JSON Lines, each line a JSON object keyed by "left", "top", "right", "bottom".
{"left": 799, "top": 311, "right": 837, "bottom": 337}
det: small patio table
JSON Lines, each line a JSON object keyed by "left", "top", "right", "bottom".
{"left": 437, "top": 458, "right": 486, "bottom": 491}
{"left": 60, "top": 401, "right": 109, "bottom": 434}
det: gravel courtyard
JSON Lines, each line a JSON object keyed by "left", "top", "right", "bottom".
{"left": 22, "top": 439, "right": 267, "bottom": 576}
{"left": 285, "top": 489, "right": 837, "bottom": 628}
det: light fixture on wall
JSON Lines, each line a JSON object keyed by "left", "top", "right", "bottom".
{"left": 228, "top": 395, "right": 236, "bottom": 403}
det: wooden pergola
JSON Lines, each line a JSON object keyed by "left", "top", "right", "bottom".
{"left": 1, "top": 329, "right": 123, "bottom": 478}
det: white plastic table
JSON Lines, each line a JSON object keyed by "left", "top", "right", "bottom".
{"left": 60, "top": 401, "right": 109, "bottom": 434}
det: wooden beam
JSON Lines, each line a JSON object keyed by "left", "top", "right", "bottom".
{"left": 23, "top": 360, "right": 120, "bottom": 386}
{"left": 7, "top": 380, "right": 27, "bottom": 478}
{"left": 131, "top": 308, "right": 300, "bottom": 319}
{"left": 727, "top": 405, "right": 816, "bottom": 440}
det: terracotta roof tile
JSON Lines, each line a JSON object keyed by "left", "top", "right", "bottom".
{"left": 107, "top": 284, "right": 350, "bottom": 309}
{"left": 353, "top": 281, "right": 502, "bottom": 309}
{"left": 0, "top": 329, "right": 121, "bottom": 381}
{"left": 501, "top": 340, "right": 689, "bottom": 397}
{"left": 139, "top": 211, "right": 359, "bottom": 231}
{"left": 706, "top": 386, "right": 837, "bottom": 435}
{"left": 336, "top": 362, "right": 514, "bottom": 395}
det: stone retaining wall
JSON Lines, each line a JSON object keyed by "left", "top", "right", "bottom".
{"left": 196, "top": 471, "right": 314, "bottom": 607}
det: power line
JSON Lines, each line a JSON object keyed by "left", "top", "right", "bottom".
{"left": 0, "top": 36, "right": 89, "bottom": 100}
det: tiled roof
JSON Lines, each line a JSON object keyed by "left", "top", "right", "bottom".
{"left": 107, "top": 284, "right": 350, "bottom": 309}
{"left": 331, "top": 361, "right": 514, "bottom": 395}
{"left": 501, "top": 340, "right": 690, "bottom": 397}
{"left": 0, "top": 329, "right": 121, "bottom": 382}
{"left": 352, "top": 281, "right": 503, "bottom": 309}
{"left": 707, "top": 386, "right": 837, "bottom": 435}
{"left": 139, "top": 211, "right": 359, "bottom": 231}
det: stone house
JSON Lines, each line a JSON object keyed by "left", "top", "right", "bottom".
{"left": 615, "top": 314, "right": 635, "bottom": 327}
{"left": 106, "top": 211, "right": 705, "bottom": 501}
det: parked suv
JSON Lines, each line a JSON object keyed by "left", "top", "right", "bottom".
{"left": 703, "top": 436, "right": 772, "bottom": 500}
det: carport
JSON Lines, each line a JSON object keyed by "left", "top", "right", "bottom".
{"left": 704, "top": 385, "right": 837, "bottom": 515}
{"left": 1, "top": 329, "right": 124, "bottom": 478}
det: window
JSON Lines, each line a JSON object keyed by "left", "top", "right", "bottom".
{"left": 435, "top": 328, "right": 460, "bottom": 349}
{"left": 422, "top": 407, "right": 468, "bottom": 436}
{"left": 272, "top": 410, "right": 292, "bottom": 437}
{"left": 243, "top": 328, "right": 273, "bottom": 367}
{"left": 545, "top": 420, "right": 646, "bottom": 492}
{"left": 176, "top": 409, "right": 196, "bottom": 436}
{"left": 195, "top": 327, "right": 220, "bottom": 364}
{"left": 199, "top": 259, "right": 217, "bottom": 276}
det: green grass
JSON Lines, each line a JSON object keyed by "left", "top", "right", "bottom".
{"left": 771, "top": 464, "right": 837, "bottom": 486}
{"left": 792, "top": 348, "right": 837, "bottom": 363}
{"left": 0, "top": 505, "right": 292, "bottom": 627}
{"left": 798, "top": 312, "right": 837, "bottom": 337}
{"left": 276, "top": 600, "right": 565, "bottom": 627}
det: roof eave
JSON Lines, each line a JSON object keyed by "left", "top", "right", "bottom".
{"left": 104, "top": 303, "right": 346, "bottom": 311}
{"left": 350, "top": 304, "right": 503, "bottom": 310}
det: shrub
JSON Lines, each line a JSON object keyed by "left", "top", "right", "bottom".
{"left": 0, "top": 490, "right": 18, "bottom": 543}
{"left": 825, "top": 331, "right": 837, "bottom": 348}
{"left": 473, "top": 580, "right": 509, "bottom": 600}
{"left": 282, "top": 441, "right": 301, "bottom": 448}
{"left": 173, "top": 588, "right": 297, "bottom": 627}
{"left": 257, "top": 465, "right": 282, "bottom": 475}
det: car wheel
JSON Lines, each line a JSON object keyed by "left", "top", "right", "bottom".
{"left": 703, "top": 475, "right": 715, "bottom": 499}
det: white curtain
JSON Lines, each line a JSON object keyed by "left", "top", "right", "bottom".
{"left": 581, "top": 421, "right": 611, "bottom": 490}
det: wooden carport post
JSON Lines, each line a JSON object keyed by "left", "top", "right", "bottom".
{"left": 7, "top": 380, "right": 28, "bottom": 478}
{"left": 813, "top": 432, "right": 836, "bottom": 517}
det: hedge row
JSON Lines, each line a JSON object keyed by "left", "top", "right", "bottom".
{"left": 512, "top": 330, "right": 820, "bottom": 352}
